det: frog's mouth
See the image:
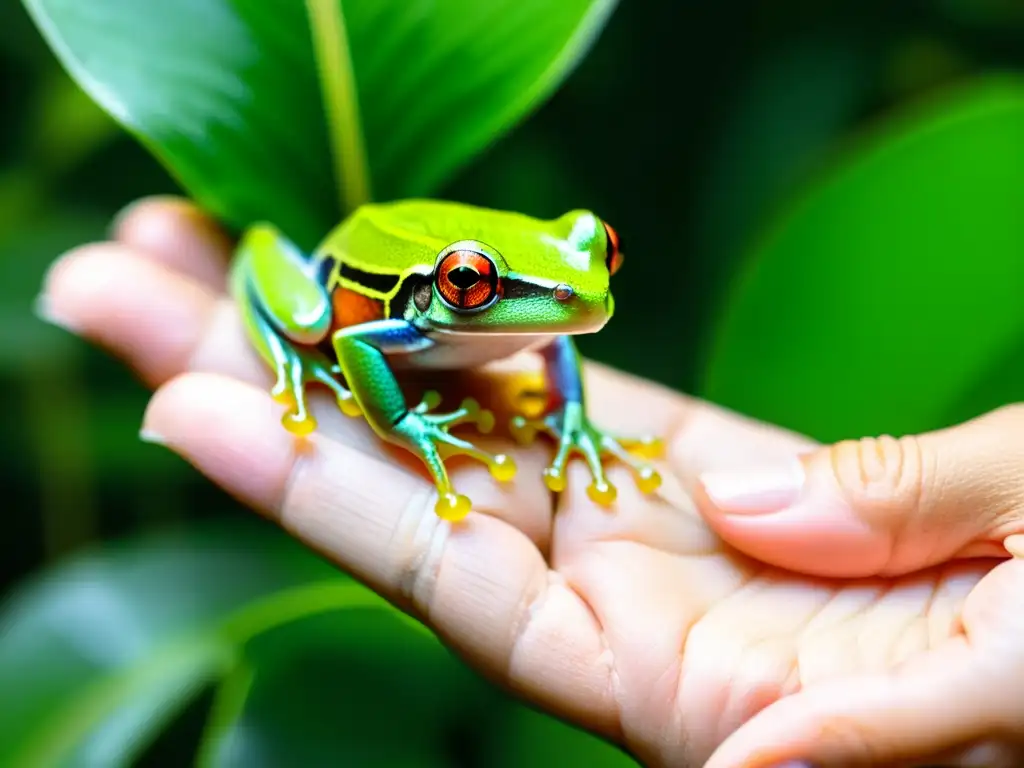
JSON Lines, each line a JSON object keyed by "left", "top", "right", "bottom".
{"left": 425, "top": 273, "right": 612, "bottom": 335}
{"left": 427, "top": 307, "right": 611, "bottom": 336}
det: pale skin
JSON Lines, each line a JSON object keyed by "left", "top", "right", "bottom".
{"left": 38, "top": 197, "right": 1024, "bottom": 767}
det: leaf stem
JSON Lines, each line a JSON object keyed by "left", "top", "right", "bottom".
{"left": 217, "top": 580, "right": 434, "bottom": 644}
{"left": 194, "top": 660, "right": 256, "bottom": 768}
{"left": 304, "top": 0, "right": 372, "bottom": 214}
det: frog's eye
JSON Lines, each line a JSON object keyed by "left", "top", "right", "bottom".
{"left": 435, "top": 249, "right": 499, "bottom": 311}
{"left": 603, "top": 221, "right": 624, "bottom": 276}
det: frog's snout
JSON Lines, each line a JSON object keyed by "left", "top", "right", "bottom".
{"left": 547, "top": 279, "right": 612, "bottom": 331}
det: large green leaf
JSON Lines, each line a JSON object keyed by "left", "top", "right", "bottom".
{"left": 0, "top": 520, "right": 430, "bottom": 767}
{"left": 689, "top": 34, "right": 872, "bottom": 330}
{"left": 486, "top": 705, "right": 637, "bottom": 767}
{"left": 23, "top": 0, "right": 617, "bottom": 249}
{"left": 197, "top": 611, "right": 496, "bottom": 767}
{"left": 701, "top": 77, "right": 1024, "bottom": 441}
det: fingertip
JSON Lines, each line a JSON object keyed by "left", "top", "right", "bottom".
{"left": 41, "top": 241, "right": 140, "bottom": 335}
{"left": 40, "top": 241, "right": 221, "bottom": 386}
{"left": 112, "top": 195, "right": 233, "bottom": 289}
{"left": 691, "top": 458, "right": 890, "bottom": 578}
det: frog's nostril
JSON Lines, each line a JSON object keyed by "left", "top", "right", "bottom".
{"left": 553, "top": 284, "right": 574, "bottom": 301}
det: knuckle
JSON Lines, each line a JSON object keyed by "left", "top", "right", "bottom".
{"left": 827, "top": 434, "right": 926, "bottom": 511}
{"left": 394, "top": 489, "right": 450, "bottom": 615}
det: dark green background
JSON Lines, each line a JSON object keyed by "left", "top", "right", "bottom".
{"left": 2, "top": 0, "right": 1023, "bottom": 765}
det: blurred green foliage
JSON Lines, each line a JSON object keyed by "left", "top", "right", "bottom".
{"left": 24, "top": 0, "right": 616, "bottom": 248}
{"left": 2, "top": 0, "right": 1024, "bottom": 765}
{"left": 703, "top": 77, "right": 1024, "bottom": 440}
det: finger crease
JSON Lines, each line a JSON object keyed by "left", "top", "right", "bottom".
{"left": 561, "top": 576, "right": 625, "bottom": 745}
{"left": 275, "top": 437, "right": 315, "bottom": 524}
{"left": 396, "top": 487, "right": 451, "bottom": 621}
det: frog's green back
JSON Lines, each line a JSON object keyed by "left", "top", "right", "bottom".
{"left": 316, "top": 199, "right": 603, "bottom": 280}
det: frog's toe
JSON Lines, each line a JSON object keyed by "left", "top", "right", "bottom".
{"left": 422, "top": 395, "right": 495, "bottom": 435}
{"left": 616, "top": 435, "right": 665, "bottom": 460}
{"left": 282, "top": 409, "right": 318, "bottom": 436}
{"left": 337, "top": 395, "right": 362, "bottom": 418}
{"left": 435, "top": 492, "right": 473, "bottom": 522}
{"left": 488, "top": 453, "right": 517, "bottom": 482}
{"left": 542, "top": 466, "right": 567, "bottom": 493}
{"left": 273, "top": 389, "right": 317, "bottom": 435}
{"left": 308, "top": 358, "right": 361, "bottom": 418}
{"left": 577, "top": 433, "right": 618, "bottom": 506}
{"left": 438, "top": 432, "right": 517, "bottom": 484}
{"left": 601, "top": 435, "right": 663, "bottom": 495}
{"left": 510, "top": 413, "right": 558, "bottom": 446}
{"left": 271, "top": 368, "right": 318, "bottom": 435}
{"left": 586, "top": 479, "right": 618, "bottom": 505}
{"left": 413, "top": 389, "right": 443, "bottom": 414}
{"left": 271, "top": 387, "right": 295, "bottom": 407}
{"left": 400, "top": 426, "right": 476, "bottom": 522}
{"left": 461, "top": 398, "right": 496, "bottom": 434}
{"left": 540, "top": 435, "right": 573, "bottom": 492}
{"left": 510, "top": 415, "right": 539, "bottom": 446}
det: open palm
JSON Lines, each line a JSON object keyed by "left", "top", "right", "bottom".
{"left": 42, "top": 198, "right": 1022, "bottom": 768}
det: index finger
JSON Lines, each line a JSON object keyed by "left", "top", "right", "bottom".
{"left": 141, "top": 370, "right": 625, "bottom": 738}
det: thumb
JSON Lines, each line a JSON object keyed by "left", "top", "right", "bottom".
{"left": 694, "top": 404, "right": 1024, "bottom": 577}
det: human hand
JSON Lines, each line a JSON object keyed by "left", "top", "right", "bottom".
{"left": 38, "top": 197, "right": 1024, "bottom": 767}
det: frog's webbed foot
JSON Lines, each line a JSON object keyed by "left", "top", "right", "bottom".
{"left": 511, "top": 402, "right": 664, "bottom": 505}
{"left": 266, "top": 332, "right": 361, "bottom": 435}
{"left": 397, "top": 392, "right": 516, "bottom": 522}
{"left": 411, "top": 390, "right": 497, "bottom": 433}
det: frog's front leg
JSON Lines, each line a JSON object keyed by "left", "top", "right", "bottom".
{"left": 334, "top": 320, "right": 517, "bottom": 521}
{"left": 511, "top": 336, "right": 663, "bottom": 505}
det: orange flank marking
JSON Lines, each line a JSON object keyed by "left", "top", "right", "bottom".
{"left": 333, "top": 287, "right": 384, "bottom": 331}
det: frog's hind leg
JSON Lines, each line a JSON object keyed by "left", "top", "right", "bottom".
{"left": 238, "top": 287, "right": 361, "bottom": 436}
{"left": 230, "top": 224, "right": 361, "bottom": 436}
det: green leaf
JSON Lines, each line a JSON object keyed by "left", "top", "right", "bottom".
{"left": 198, "top": 611, "right": 494, "bottom": 767}
{"left": 0, "top": 212, "right": 106, "bottom": 367}
{"left": 23, "top": 0, "right": 618, "bottom": 249}
{"left": 0, "top": 520, "right": 425, "bottom": 767}
{"left": 701, "top": 77, "right": 1024, "bottom": 441}
{"left": 28, "top": 72, "right": 120, "bottom": 178}
{"left": 944, "top": 334, "right": 1024, "bottom": 427}
{"left": 486, "top": 705, "right": 637, "bottom": 767}
{"left": 690, "top": 34, "right": 872, "bottom": 318}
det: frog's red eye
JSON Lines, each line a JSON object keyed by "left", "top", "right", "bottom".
{"left": 435, "top": 249, "right": 499, "bottom": 310}
{"left": 603, "top": 221, "right": 624, "bottom": 276}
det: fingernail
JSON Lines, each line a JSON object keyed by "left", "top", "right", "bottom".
{"left": 33, "top": 294, "right": 79, "bottom": 332}
{"left": 139, "top": 428, "right": 167, "bottom": 446}
{"left": 698, "top": 458, "right": 805, "bottom": 514}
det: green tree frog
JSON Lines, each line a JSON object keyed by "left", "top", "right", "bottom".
{"left": 229, "top": 199, "right": 663, "bottom": 521}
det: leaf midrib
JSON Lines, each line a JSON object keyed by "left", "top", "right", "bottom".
{"left": 304, "top": 0, "right": 372, "bottom": 215}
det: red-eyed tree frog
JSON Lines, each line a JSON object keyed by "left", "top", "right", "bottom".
{"left": 229, "top": 199, "right": 663, "bottom": 522}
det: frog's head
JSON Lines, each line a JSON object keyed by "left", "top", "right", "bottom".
{"left": 415, "top": 209, "right": 624, "bottom": 336}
